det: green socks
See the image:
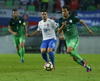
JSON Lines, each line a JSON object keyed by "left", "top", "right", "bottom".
{"left": 71, "top": 50, "right": 83, "bottom": 61}
{"left": 76, "top": 59, "right": 90, "bottom": 68}
{"left": 76, "top": 59, "right": 83, "bottom": 66}
{"left": 17, "top": 50, "right": 20, "bottom": 57}
{"left": 19, "top": 47, "right": 25, "bottom": 60}
{"left": 71, "top": 50, "right": 90, "bottom": 68}
{"left": 86, "top": 64, "right": 90, "bottom": 68}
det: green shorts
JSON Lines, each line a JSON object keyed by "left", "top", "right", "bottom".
{"left": 13, "top": 35, "right": 25, "bottom": 47}
{"left": 65, "top": 37, "right": 79, "bottom": 49}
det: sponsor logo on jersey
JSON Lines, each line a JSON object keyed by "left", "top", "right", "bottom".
{"left": 19, "top": 20, "right": 21, "bottom": 23}
{"left": 69, "top": 20, "right": 72, "bottom": 23}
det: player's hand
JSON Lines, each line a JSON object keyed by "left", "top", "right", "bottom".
{"left": 59, "top": 36, "right": 64, "bottom": 40}
{"left": 27, "top": 34, "right": 32, "bottom": 37}
{"left": 25, "top": 33, "right": 28, "bottom": 37}
{"left": 13, "top": 32, "right": 18, "bottom": 36}
{"left": 62, "top": 21, "right": 66, "bottom": 26}
{"left": 88, "top": 29, "right": 94, "bottom": 35}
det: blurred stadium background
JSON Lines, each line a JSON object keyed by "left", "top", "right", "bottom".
{"left": 0, "top": 0, "right": 100, "bottom": 54}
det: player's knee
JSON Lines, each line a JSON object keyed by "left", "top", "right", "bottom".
{"left": 67, "top": 47, "right": 73, "bottom": 54}
{"left": 47, "top": 48, "right": 53, "bottom": 53}
{"left": 21, "top": 45, "right": 24, "bottom": 48}
{"left": 20, "top": 44, "right": 24, "bottom": 48}
{"left": 16, "top": 47, "right": 20, "bottom": 51}
{"left": 41, "top": 49, "right": 46, "bottom": 54}
{"left": 67, "top": 50, "right": 72, "bottom": 54}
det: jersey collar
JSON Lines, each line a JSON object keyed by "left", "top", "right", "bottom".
{"left": 63, "top": 15, "right": 70, "bottom": 20}
{"left": 13, "top": 17, "right": 19, "bottom": 20}
{"left": 42, "top": 18, "right": 48, "bottom": 22}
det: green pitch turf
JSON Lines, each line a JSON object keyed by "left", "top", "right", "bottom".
{"left": 0, "top": 54, "right": 99, "bottom": 81}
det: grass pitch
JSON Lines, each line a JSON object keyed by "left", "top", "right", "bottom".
{"left": 0, "top": 54, "right": 100, "bottom": 81}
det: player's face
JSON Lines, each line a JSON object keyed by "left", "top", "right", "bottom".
{"left": 41, "top": 12, "right": 48, "bottom": 20}
{"left": 13, "top": 11, "right": 18, "bottom": 18}
{"left": 62, "top": 8, "right": 69, "bottom": 17}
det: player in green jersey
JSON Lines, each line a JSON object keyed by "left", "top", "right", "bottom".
{"left": 58, "top": 5, "right": 94, "bottom": 72}
{"left": 8, "top": 9, "right": 28, "bottom": 63}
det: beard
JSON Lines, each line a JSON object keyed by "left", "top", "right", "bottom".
{"left": 14, "top": 16, "right": 18, "bottom": 19}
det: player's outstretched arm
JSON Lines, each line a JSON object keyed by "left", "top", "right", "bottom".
{"left": 58, "top": 21, "right": 66, "bottom": 33}
{"left": 59, "top": 31, "right": 64, "bottom": 40}
{"left": 79, "top": 20, "right": 94, "bottom": 35}
{"left": 28, "top": 30, "right": 40, "bottom": 37}
{"left": 8, "top": 26, "right": 18, "bottom": 36}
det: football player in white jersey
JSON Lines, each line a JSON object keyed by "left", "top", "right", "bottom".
{"left": 28, "top": 10, "right": 57, "bottom": 70}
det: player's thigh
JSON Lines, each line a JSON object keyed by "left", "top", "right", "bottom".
{"left": 13, "top": 36, "right": 20, "bottom": 47}
{"left": 40, "top": 41, "right": 48, "bottom": 53}
{"left": 19, "top": 36, "right": 25, "bottom": 47}
{"left": 67, "top": 38, "right": 79, "bottom": 50}
{"left": 48, "top": 39, "right": 57, "bottom": 51}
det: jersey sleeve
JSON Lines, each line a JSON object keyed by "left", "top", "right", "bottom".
{"left": 51, "top": 20, "right": 58, "bottom": 28}
{"left": 21, "top": 17, "right": 25, "bottom": 25}
{"left": 58, "top": 18, "right": 62, "bottom": 28}
{"left": 8, "top": 19, "right": 11, "bottom": 26}
{"left": 37, "top": 22, "right": 41, "bottom": 31}
{"left": 74, "top": 16, "right": 80, "bottom": 22}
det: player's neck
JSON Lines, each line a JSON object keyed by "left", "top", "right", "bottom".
{"left": 63, "top": 14, "right": 69, "bottom": 19}
{"left": 43, "top": 18, "right": 47, "bottom": 22}
{"left": 14, "top": 17, "right": 18, "bottom": 20}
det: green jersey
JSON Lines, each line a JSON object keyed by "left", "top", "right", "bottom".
{"left": 58, "top": 15, "right": 80, "bottom": 40}
{"left": 9, "top": 17, "right": 25, "bottom": 37}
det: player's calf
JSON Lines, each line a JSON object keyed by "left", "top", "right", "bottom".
{"left": 72, "top": 56, "right": 78, "bottom": 61}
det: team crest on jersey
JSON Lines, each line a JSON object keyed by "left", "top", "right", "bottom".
{"left": 69, "top": 20, "right": 72, "bottom": 23}
{"left": 19, "top": 20, "right": 21, "bottom": 23}
{"left": 47, "top": 23, "right": 49, "bottom": 27}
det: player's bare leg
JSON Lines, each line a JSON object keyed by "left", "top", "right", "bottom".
{"left": 41, "top": 48, "right": 46, "bottom": 54}
{"left": 72, "top": 55, "right": 77, "bottom": 61}
{"left": 72, "top": 55, "right": 83, "bottom": 66}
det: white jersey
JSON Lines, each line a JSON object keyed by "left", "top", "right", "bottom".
{"left": 37, "top": 18, "right": 57, "bottom": 40}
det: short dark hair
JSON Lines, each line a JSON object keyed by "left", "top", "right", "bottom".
{"left": 13, "top": 9, "right": 18, "bottom": 12}
{"left": 62, "top": 5, "right": 70, "bottom": 11}
{"left": 41, "top": 9, "right": 47, "bottom": 12}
